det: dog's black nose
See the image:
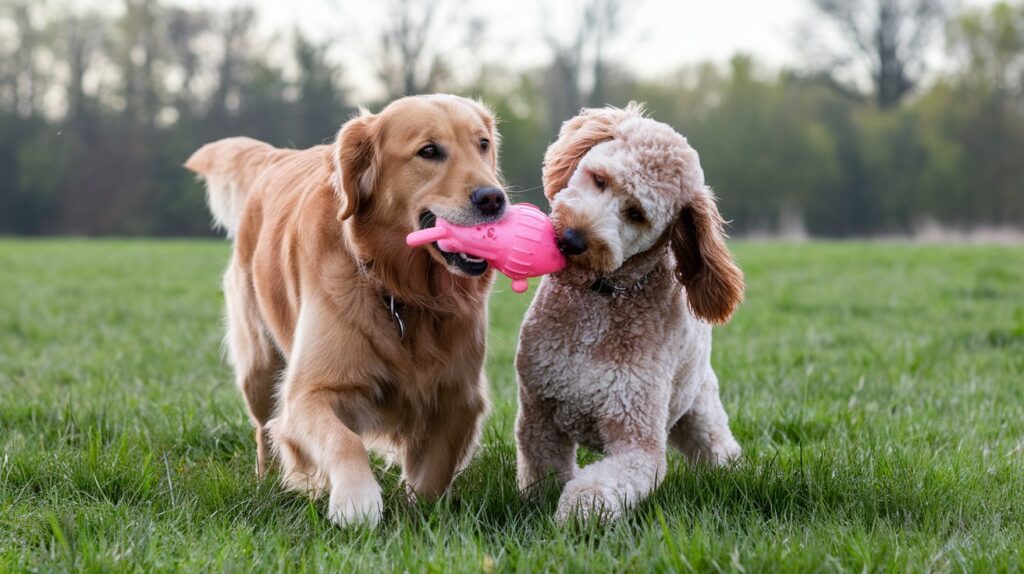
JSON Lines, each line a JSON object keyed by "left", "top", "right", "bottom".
{"left": 470, "top": 187, "right": 506, "bottom": 217}
{"left": 558, "top": 229, "right": 588, "bottom": 256}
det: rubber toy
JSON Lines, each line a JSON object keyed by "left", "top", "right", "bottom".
{"left": 406, "top": 203, "right": 566, "bottom": 293}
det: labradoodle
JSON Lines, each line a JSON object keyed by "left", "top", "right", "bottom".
{"left": 515, "top": 103, "right": 745, "bottom": 522}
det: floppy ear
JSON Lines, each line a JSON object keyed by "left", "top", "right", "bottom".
{"left": 542, "top": 106, "right": 639, "bottom": 201}
{"left": 331, "top": 111, "right": 378, "bottom": 221}
{"left": 670, "top": 189, "right": 745, "bottom": 324}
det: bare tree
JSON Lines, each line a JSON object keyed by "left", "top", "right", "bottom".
{"left": 541, "top": 0, "right": 627, "bottom": 127}
{"left": 377, "top": 0, "right": 441, "bottom": 96}
{"left": 366, "top": 0, "right": 487, "bottom": 97}
{"left": 110, "top": 0, "right": 159, "bottom": 124}
{"left": 62, "top": 11, "right": 104, "bottom": 122}
{"left": 207, "top": 6, "right": 256, "bottom": 122}
{"left": 164, "top": 6, "right": 209, "bottom": 114}
{"left": 587, "top": 0, "right": 622, "bottom": 108}
{"left": 808, "top": 0, "right": 949, "bottom": 108}
{"left": 6, "top": 1, "right": 45, "bottom": 117}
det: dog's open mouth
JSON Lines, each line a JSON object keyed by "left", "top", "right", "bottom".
{"left": 419, "top": 210, "right": 489, "bottom": 276}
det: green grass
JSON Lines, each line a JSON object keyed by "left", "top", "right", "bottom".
{"left": 2, "top": 239, "right": 1023, "bottom": 573}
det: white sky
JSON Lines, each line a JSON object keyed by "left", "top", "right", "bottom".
{"left": 88, "top": 0, "right": 1003, "bottom": 101}
{"left": 260, "top": 0, "right": 819, "bottom": 95}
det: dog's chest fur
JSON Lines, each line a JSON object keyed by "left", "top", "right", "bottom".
{"left": 516, "top": 268, "right": 713, "bottom": 451}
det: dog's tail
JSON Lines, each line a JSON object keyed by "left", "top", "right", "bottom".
{"left": 184, "top": 137, "right": 275, "bottom": 238}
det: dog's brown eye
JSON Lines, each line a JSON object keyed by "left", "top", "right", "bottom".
{"left": 418, "top": 145, "right": 440, "bottom": 160}
{"left": 593, "top": 174, "right": 607, "bottom": 190}
{"left": 479, "top": 138, "right": 490, "bottom": 152}
{"left": 626, "top": 206, "right": 647, "bottom": 224}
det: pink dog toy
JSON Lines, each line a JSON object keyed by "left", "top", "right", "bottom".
{"left": 406, "top": 203, "right": 566, "bottom": 293}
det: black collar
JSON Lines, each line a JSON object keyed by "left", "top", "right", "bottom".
{"left": 590, "top": 277, "right": 625, "bottom": 296}
{"left": 589, "top": 267, "right": 660, "bottom": 298}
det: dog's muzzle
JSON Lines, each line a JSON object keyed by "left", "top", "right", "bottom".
{"left": 418, "top": 209, "right": 489, "bottom": 276}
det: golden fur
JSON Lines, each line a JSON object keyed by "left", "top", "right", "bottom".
{"left": 185, "top": 94, "right": 505, "bottom": 527}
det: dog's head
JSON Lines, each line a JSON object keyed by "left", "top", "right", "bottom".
{"left": 330, "top": 94, "right": 506, "bottom": 281}
{"left": 543, "top": 103, "right": 744, "bottom": 324}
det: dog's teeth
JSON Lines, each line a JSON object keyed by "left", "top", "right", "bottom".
{"left": 458, "top": 253, "right": 484, "bottom": 263}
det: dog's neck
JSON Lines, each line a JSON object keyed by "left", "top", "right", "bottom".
{"left": 588, "top": 242, "right": 670, "bottom": 297}
{"left": 343, "top": 217, "right": 492, "bottom": 317}
{"left": 551, "top": 231, "right": 674, "bottom": 298}
{"left": 353, "top": 258, "right": 409, "bottom": 339}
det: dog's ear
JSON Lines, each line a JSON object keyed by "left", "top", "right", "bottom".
{"left": 330, "top": 110, "right": 378, "bottom": 221}
{"left": 670, "top": 189, "right": 745, "bottom": 324}
{"left": 542, "top": 105, "right": 641, "bottom": 201}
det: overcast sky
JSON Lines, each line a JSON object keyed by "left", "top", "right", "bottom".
{"left": 160, "top": 0, "right": 1001, "bottom": 100}
{"left": 248, "top": 0, "right": 818, "bottom": 81}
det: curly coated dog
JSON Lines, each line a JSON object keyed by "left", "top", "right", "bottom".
{"left": 515, "top": 103, "right": 745, "bottom": 522}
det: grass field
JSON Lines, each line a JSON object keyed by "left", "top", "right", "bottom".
{"left": 1, "top": 240, "right": 1023, "bottom": 572}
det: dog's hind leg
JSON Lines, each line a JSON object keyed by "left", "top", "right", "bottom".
{"left": 223, "top": 259, "right": 283, "bottom": 477}
{"left": 668, "top": 370, "right": 741, "bottom": 467}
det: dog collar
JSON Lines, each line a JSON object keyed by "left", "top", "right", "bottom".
{"left": 589, "top": 266, "right": 660, "bottom": 298}
{"left": 360, "top": 259, "right": 406, "bottom": 341}
{"left": 383, "top": 291, "right": 406, "bottom": 341}
{"left": 589, "top": 277, "right": 626, "bottom": 296}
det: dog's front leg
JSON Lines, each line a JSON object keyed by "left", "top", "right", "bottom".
{"left": 556, "top": 407, "right": 668, "bottom": 523}
{"left": 272, "top": 388, "right": 383, "bottom": 527}
{"left": 269, "top": 298, "right": 383, "bottom": 528}
{"left": 556, "top": 442, "right": 667, "bottom": 522}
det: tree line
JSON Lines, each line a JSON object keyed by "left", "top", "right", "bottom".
{"left": 1, "top": 0, "right": 1022, "bottom": 237}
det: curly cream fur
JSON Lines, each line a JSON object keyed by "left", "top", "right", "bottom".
{"left": 516, "top": 105, "right": 744, "bottom": 522}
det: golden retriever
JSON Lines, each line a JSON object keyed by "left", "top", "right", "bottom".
{"left": 184, "top": 94, "right": 507, "bottom": 527}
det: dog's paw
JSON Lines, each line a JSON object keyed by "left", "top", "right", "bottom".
{"left": 708, "top": 437, "right": 742, "bottom": 468}
{"left": 327, "top": 477, "right": 383, "bottom": 528}
{"left": 555, "top": 479, "right": 622, "bottom": 524}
